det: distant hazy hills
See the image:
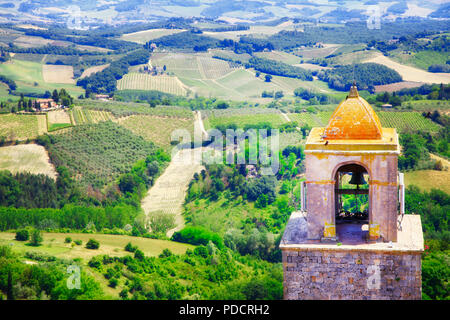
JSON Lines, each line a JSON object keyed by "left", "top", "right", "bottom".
{"left": 0, "top": 0, "right": 448, "bottom": 25}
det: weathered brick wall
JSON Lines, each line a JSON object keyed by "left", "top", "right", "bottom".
{"left": 283, "top": 248, "right": 421, "bottom": 300}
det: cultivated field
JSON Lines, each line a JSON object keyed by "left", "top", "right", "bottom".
{"left": 0, "top": 113, "right": 46, "bottom": 140}
{"left": 79, "top": 64, "right": 110, "bottom": 79}
{"left": 294, "top": 44, "right": 341, "bottom": 59}
{"left": 254, "top": 51, "right": 301, "bottom": 65}
{"left": 203, "top": 23, "right": 297, "bottom": 41}
{"left": 197, "top": 56, "right": 234, "bottom": 79}
{"left": 118, "top": 115, "right": 195, "bottom": 150}
{"left": 47, "top": 110, "right": 71, "bottom": 124}
{"left": 120, "top": 28, "right": 186, "bottom": 44}
{"left": 0, "top": 144, "right": 57, "bottom": 180}
{"left": 405, "top": 169, "right": 450, "bottom": 194}
{"left": 0, "top": 59, "right": 84, "bottom": 96}
{"left": 42, "top": 64, "right": 75, "bottom": 84}
{"left": 327, "top": 49, "right": 378, "bottom": 65}
{"left": 293, "top": 63, "right": 331, "bottom": 71}
{"left": 142, "top": 148, "right": 205, "bottom": 237}
{"left": 209, "top": 49, "right": 252, "bottom": 63}
{"left": 13, "top": 35, "right": 53, "bottom": 48}
{"left": 152, "top": 52, "right": 236, "bottom": 80}
{"left": 117, "top": 73, "right": 187, "bottom": 96}
{"left": 151, "top": 52, "right": 340, "bottom": 101}
{"left": 46, "top": 121, "right": 157, "bottom": 188}
{"left": 0, "top": 232, "right": 193, "bottom": 261}
{"left": 75, "top": 99, "right": 194, "bottom": 118}
{"left": 390, "top": 50, "right": 449, "bottom": 71}
{"left": 288, "top": 112, "right": 327, "bottom": 128}
{"left": 70, "top": 107, "right": 115, "bottom": 125}
{"left": 378, "top": 111, "right": 441, "bottom": 132}
{"left": 402, "top": 100, "right": 450, "bottom": 113}
{"left": 151, "top": 53, "right": 201, "bottom": 79}
{"left": 374, "top": 81, "right": 424, "bottom": 93}
{"left": 205, "top": 109, "right": 286, "bottom": 130}
{"left": 365, "top": 53, "right": 450, "bottom": 84}
{"left": 47, "top": 109, "right": 72, "bottom": 131}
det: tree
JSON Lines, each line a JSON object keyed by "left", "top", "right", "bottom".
{"left": 125, "top": 242, "right": 137, "bottom": 252}
{"left": 108, "top": 278, "right": 118, "bottom": 288}
{"left": 118, "top": 173, "right": 140, "bottom": 194}
{"left": 274, "top": 91, "right": 284, "bottom": 99}
{"left": 119, "top": 289, "right": 128, "bottom": 299}
{"left": 134, "top": 249, "right": 144, "bottom": 260}
{"left": 265, "top": 74, "right": 272, "bottom": 82}
{"left": 86, "top": 239, "right": 100, "bottom": 250}
{"left": 29, "top": 229, "right": 43, "bottom": 246}
{"left": 255, "top": 194, "right": 268, "bottom": 208}
{"left": 6, "top": 269, "right": 14, "bottom": 300}
{"left": 52, "top": 89, "right": 59, "bottom": 103}
{"left": 216, "top": 101, "right": 229, "bottom": 109}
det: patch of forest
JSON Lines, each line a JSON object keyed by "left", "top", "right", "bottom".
{"left": 317, "top": 63, "right": 402, "bottom": 91}
{"left": 76, "top": 49, "right": 150, "bottom": 94}
{"left": 246, "top": 57, "right": 313, "bottom": 81}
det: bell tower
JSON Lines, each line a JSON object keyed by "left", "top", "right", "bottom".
{"left": 280, "top": 84, "right": 424, "bottom": 300}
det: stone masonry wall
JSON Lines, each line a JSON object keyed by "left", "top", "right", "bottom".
{"left": 283, "top": 248, "right": 421, "bottom": 300}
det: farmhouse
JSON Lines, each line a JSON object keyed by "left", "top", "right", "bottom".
{"left": 32, "top": 99, "right": 57, "bottom": 110}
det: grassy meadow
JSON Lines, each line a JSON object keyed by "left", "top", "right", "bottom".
{"left": 0, "top": 59, "right": 84, "bottom": 97}
{"left": 0, "top": 232, "right": 194, "bottom": 261}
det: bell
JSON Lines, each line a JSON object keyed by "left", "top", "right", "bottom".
{"left": 349, "top": 172, "right": 367, "bottom": 185}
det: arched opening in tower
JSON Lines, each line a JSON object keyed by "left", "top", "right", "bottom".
{"left": 334, "top": 163, "right": 369, "bottom": 243}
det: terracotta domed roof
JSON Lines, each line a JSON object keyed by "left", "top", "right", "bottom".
{"left": 323, "top": 84, "right": 382, "bottom": 140}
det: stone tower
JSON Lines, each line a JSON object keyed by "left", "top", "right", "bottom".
{"left": 280, "top": 84, "right": 424, "bottom": 300}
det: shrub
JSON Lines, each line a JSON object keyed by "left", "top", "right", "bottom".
{"left": 29, "top": 229, "right": 43, "bottom": 247}
{"left": 124, "top": 242, "right": 137, "bottom": 252}
{"left": 193, "top": 246, "right": 209, "bottom": 258}
{"left": 119, "top": 289, "right": 128, "bottom": 299}
{"left": 108, "top": 278, "right": 118, "bottom": 288}
{"left": 64, "top": 237, "right": 72, "bottom": 243}
{"left": 15, "top": 229, "right": 29, "bottom": 241}
{"left": 24, "top": 251, "right": 56, "bottom": 262}
{"left": 74, "top": 240, "right": 82, "bottom": 245}
{"left": 86, "top": 239, "right": 100, "bottom": 250}
{"left": 88, "top": 256, "right": 102, "bottom": 269}
{"left": 172, "top": 226, "right": 224, "bottom": 249}
{"left": 159, "top": 249, "right": 173, "bottom": 258}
